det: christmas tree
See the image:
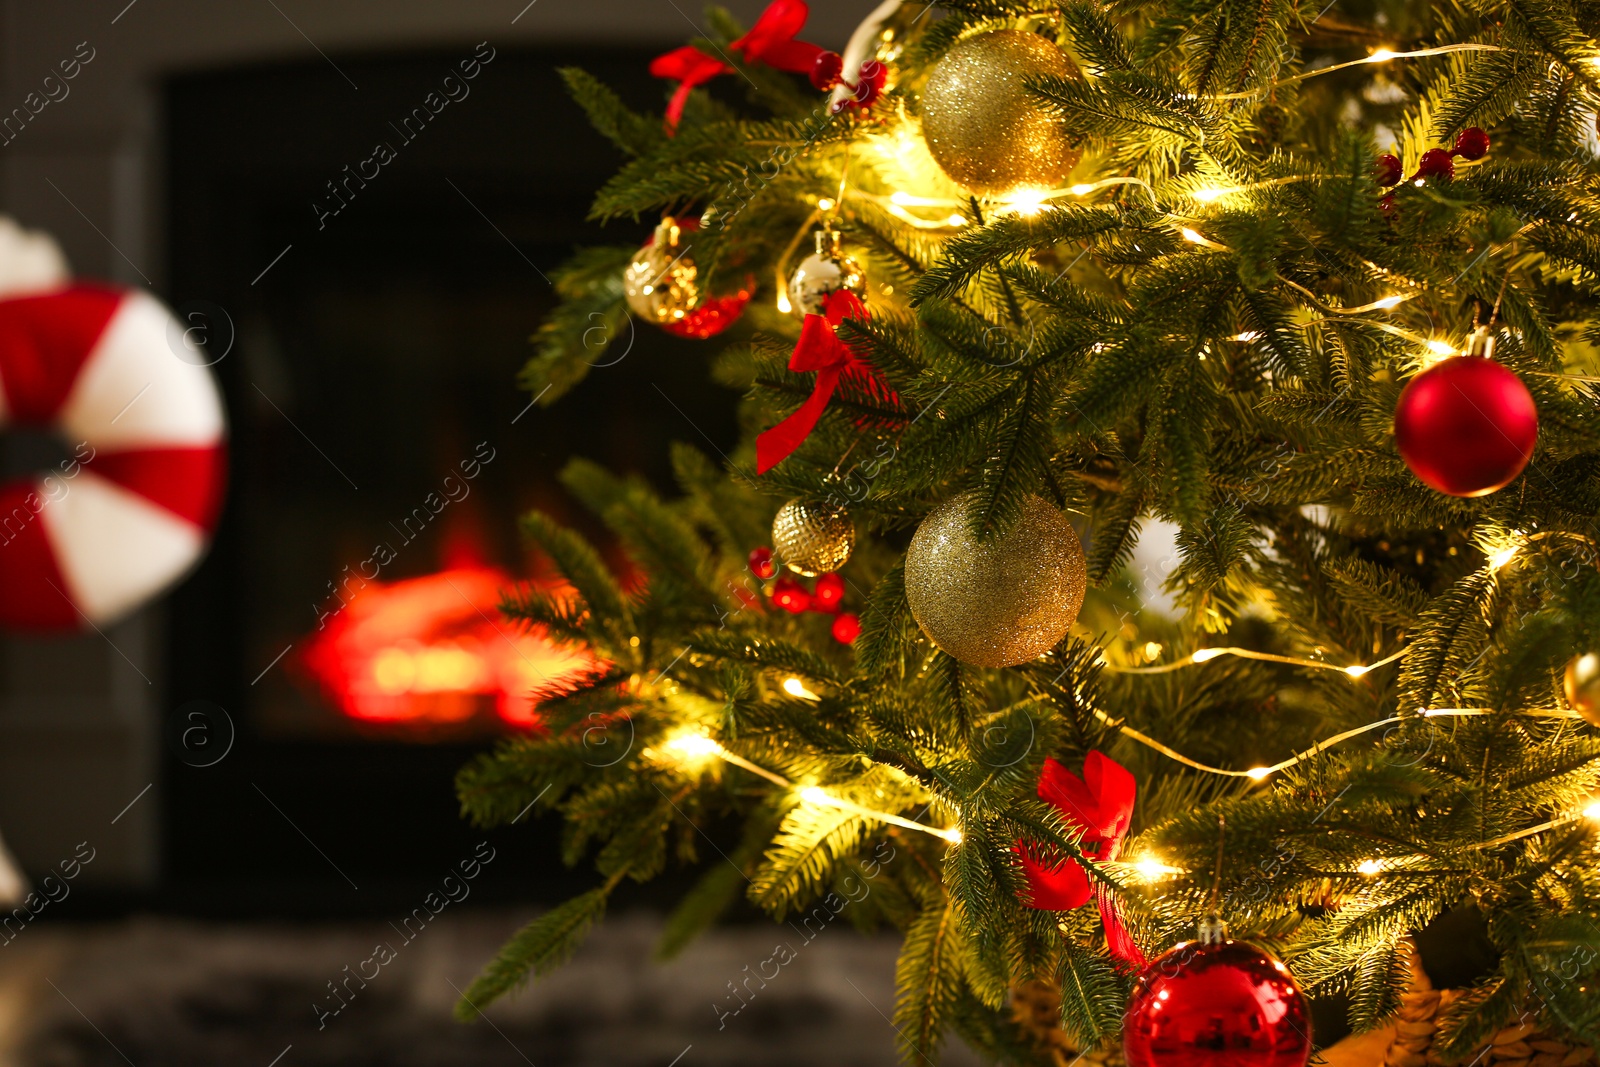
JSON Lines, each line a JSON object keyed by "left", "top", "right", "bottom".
{"left": 454, "top": 0, "right": 1600, "bottom": 1062}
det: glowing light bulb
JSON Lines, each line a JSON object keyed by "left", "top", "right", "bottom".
{"left": 1343, "top": 664, "right": 1370, "bottom": 678}
{"left": 890, "top": 191, "right": 913, "bottom": 205}
{"left": 799, "top": 786, "right": 834, "bottom": 806}
{"left": 1191, "top": 187, "right": 1232, "bottom": 203}
{"left": 1488, "top": 545, "right": 1519, "bottom": 571}
{"left": 940, "top": 827, "right": 964, "bottom": 844}
{"left": 946, "top": 214, "right": 966, "bottom": 227}
{"left": 1005, "top": 189, "right": 1049, "bottom": 217}
{"left": 776, "top": 291, "right": 792, "bottom": 314}
{"left": 1246, "top": 766, "right": 1273, "bottom": 780}
{"left": 816, "top": 197, "right": 835, "bottom": 211}
{"left": 665, "top": 733, "right": 723, "bottom": 758}
{"left": 1369, "top": 48, "right": 1397, "bottom": 62}
{"left": 1373, "top": 295, "right": 1404, "bottom": 309}
{"left": 1190, "top": 648, "right": 1225, "bottom": 662}
{"left": 1069, "top": 183, "right": 1094, "bottom": 196}
{"left": 1584, "top": 801, "right": 1600, "bottom": 820}
{"left": 783, "top": 676, "right": 821, "bottom": 701}
{"left": 1426, "top": 340, "right": 1455, "bottom": 356}
{"left": 1181, "top": 227, "right": 1207, "bottom": 244}
{"left": 1143, "top": 641, "right": 1163, "bottom": 660}
{"left": 1357, "top": 858, "right": 1383, "bottom": 876}
{"left": 1131, "top": 855, "right": 1182, "bottom": 880}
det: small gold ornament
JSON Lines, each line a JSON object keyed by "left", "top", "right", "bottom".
{"left": 904, "top": 492, "right": 1085, "bottom": 667}
{"left": 624, "top": 217, "right": 700, "bottom": 326}
{"left": 787, "top": 230, "right": 867, "bottom": 319}
{"left": 1564, "top": 652, "right": 1600, "bottom": 727}
{"left": 919, "top": 29, "right": 1082, "bottom": 197}
{"left": 772, "top": 499, "right": 855, "bottom": 576}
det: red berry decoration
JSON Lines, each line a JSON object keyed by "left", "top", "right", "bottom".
{"left": 772, "top": 576, "right": 811, "bottom": 613}
{"left": 1123, "top": 939, "right": 1312, "bottom": 1067}
{"left": 1415, "top": 148, "right": 1455, "bottom": 181}
{"left": 810, "top": 51, "right": 843, "bottom": 91}
{"left": 1453, "top": 126, "right": 1490, "bottom": 161}
{"left": 831, "top": 612, "right": 860, "bottom": 644}
{"left": 1378, "top": 193, "right": 1398, "bottom": 220}
{"left": 748, "top": 546, "right": 776, "bottom": 580}
{"left": 1394, "top": 355, "right": 1538, "bottom": 497}
{"left": 1375, "top": 153, "right": 1403, "bottom": 186}
{"left": 813, "top": 572, "right": 845, "bottom": 612}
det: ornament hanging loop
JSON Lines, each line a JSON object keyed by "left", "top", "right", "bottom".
{"left": 1465, "top": 325, "right": 1495, "bottom": 360}
{"left": 1197, "top": 913, "right": 1228, "bottom": 945}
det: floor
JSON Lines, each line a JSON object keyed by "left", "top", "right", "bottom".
{"left": 0, "top": 909, "right": 983, "bottom": 1067}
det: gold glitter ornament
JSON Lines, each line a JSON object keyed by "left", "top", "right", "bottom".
{"left": 904, "top": 492, "right": 1085, "bottom": 667}
{"left": 773, "top": 499, "right": 855, "bottom": 576}
{"left": 787, "top": 230, "right": 868, "bottom": 319}
{"left": 919, "top": 29, "right": 1082, "bottom": 197}
{"left": 1564, "top": 652, "right": 1600, "bottom": 727}
{"left": 623, "top": 217, "right": 707, "bottom": 330}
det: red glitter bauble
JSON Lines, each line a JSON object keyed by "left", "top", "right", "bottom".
{"left": 813, "top": 573, "right": 845, "bottom": 612}
{"left": 1453, "top": 127, "right": 1490, "bottom": 161}
{"left": 1394, "top": 356, "right": 1538, "bottom": 497}
{"left": 1123, "top": 940, "right": 1312, "bottom": 1067}
{"left": 1416, "top": 148, "right": 1454, "bottom": 181}
{"left": 831, "top": 612, "right": 860, "bottom": 644}
{"left": 749, "top": 546, "right": 776, "bottom": 580}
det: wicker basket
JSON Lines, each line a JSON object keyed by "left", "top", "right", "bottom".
{"left": 1010, "top": 946, "right": 1596, "bottom": 1067}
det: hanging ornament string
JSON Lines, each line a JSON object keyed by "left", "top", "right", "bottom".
{"left": 1104, "top": 645, "right": 1407, "bottom": 677}
{"left": 1205, "top": 43, "right": 1502, "bottom": 101}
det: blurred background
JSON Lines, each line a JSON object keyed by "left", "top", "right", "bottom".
{"left": 0, "top": 1, "right": 982, "bottom": 1063}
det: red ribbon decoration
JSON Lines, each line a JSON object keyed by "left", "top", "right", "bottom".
{"left": 1017, "top": 751, "right": 1147, "bottom": 968}
{"left": 756, "top": 289, "right": 878, "bottom": 474}
{"left": 651, "top": 0, "right": 826, "bottom": 132}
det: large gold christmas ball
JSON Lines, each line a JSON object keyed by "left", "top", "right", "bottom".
{"left": 904, "top": 492, "right": 1085, "bottom": 667}
{"left": 919, "top": 30, "right": 1081, "bottom": 196}
{"left": 773, "top": 499, "right": 855, "bottom": 576}
{"left": 787, "top": 230, "right": 867, "bottom": 319}
{"left": 624, "top": 217, "right": 701, "bottom": 326}
{"left": 1564, "top": 652, "right": 1600, "bottom": 727}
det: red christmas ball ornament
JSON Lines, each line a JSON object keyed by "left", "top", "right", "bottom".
{"left": 810, "top": 50, "right": 843, "bottom": 91}
{"left": 748, "top": 546, "right": 776, "bottom": 580}
{"left": 1395, "top": 355, "right": 1538, "bottom": 497}
{"left": 772, "top": 576, "right": 811, "bottom": 613}
{"left": 831, "top": 612, "right": 860, "bottom": 644}
{"left": 1415, "top": 148, "right": 1454, "bottom": 181}
{"left": 1123, "top": 939, "right": 1312, "bottom": 1067}
{"left": 1374, "top": 153, "right": 1402, "bottom": 187}
{"left": 661, "top": 291, "right": 750, "bottom": 339}
{"left": 812, "top": 572, "right": 845, "bottom": 612}
{"left": 1453, "top": 126, "right": 1490, "bottom": 161}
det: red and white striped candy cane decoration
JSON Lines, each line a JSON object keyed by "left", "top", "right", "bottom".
{"left": 0, "top": 284, "right": 226, "bottom": 630}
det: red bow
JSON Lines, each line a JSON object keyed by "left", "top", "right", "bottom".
{"left": 756, "top": 290, "right": 874, "bottom": 474}
{"left": 651, "top": 0, "right": 825, "bottom": 132}
{"left": 1017, "top": 752, "right": 1147, "bottom": 967}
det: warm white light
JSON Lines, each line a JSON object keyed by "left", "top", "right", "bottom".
{"left": 1005, "top": 189, "right": 1050, "bottom": 217}
{"left": 783, "top": 676, "right": 821, "bottom": 701}
{"left": 1181, "top": 227, "right": 1206, "bottom": 244}
{"left": 1357, "top": 858, "right": 1383, "bottom": 876}
{"left": 1426, "top": 340, "right": 1455, "bottom": 356}
{"left": 1369, "top": 48, "right": 1397, "bottom": 62}
{"left": 1231, "top": 331, "right": 1262, "bottom": 342}
{"left": 1131, "top": 855, "right": 1183, "bottom": 880}
{"left": 890, "top": 191, "right": 913, "bottom": 205}
{"left": 1488, "top": 545, "right": 1519, "bottom": 571}
{"left": 1069, "top": 183, "right": 1094, "bottom": 196}
{"left": 1343, "top": 664, "right": 1370, "bottom": 678}
{"left": 776, "top": 292, "right": 792, "bottom": 314}
{"left": 665, "top": 733, "right": 723, "bottom": 758}
{"left": 799, "top": 786, "right": 835, "bottom": 806}
{"left": 1373, "top": 295, "right": 1404, "bottom": 309}
{"left": 1246, "top": 766, "right": 1273, "bottom": 780}
{"left": 816, "top": 197, "right": 835, "bottom": 211}
{"left": 939, "top": 827, "right": 964, "bottom": 844}
{"left": 946, "top": 214, "right": 966, "bottom": 227}
{"left": 1191, "top": 187, "right": 1233, "bottom": 203}
{"left": 1143, "top": 641, "right": 1163, "bottom": 660}
{"left": 1584, "top": 801, "right": 1600, "bottom": 820}
{"left": 1190, "top": 648, "right": 1225, "bottom": 662}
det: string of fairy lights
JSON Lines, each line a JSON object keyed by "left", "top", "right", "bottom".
{"left": 710, "top": 44, "right": 1600, "bottom": 873}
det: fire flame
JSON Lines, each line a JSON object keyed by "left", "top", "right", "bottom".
{"left": 299, "top": 567, "right": 593, "bottom": 728}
